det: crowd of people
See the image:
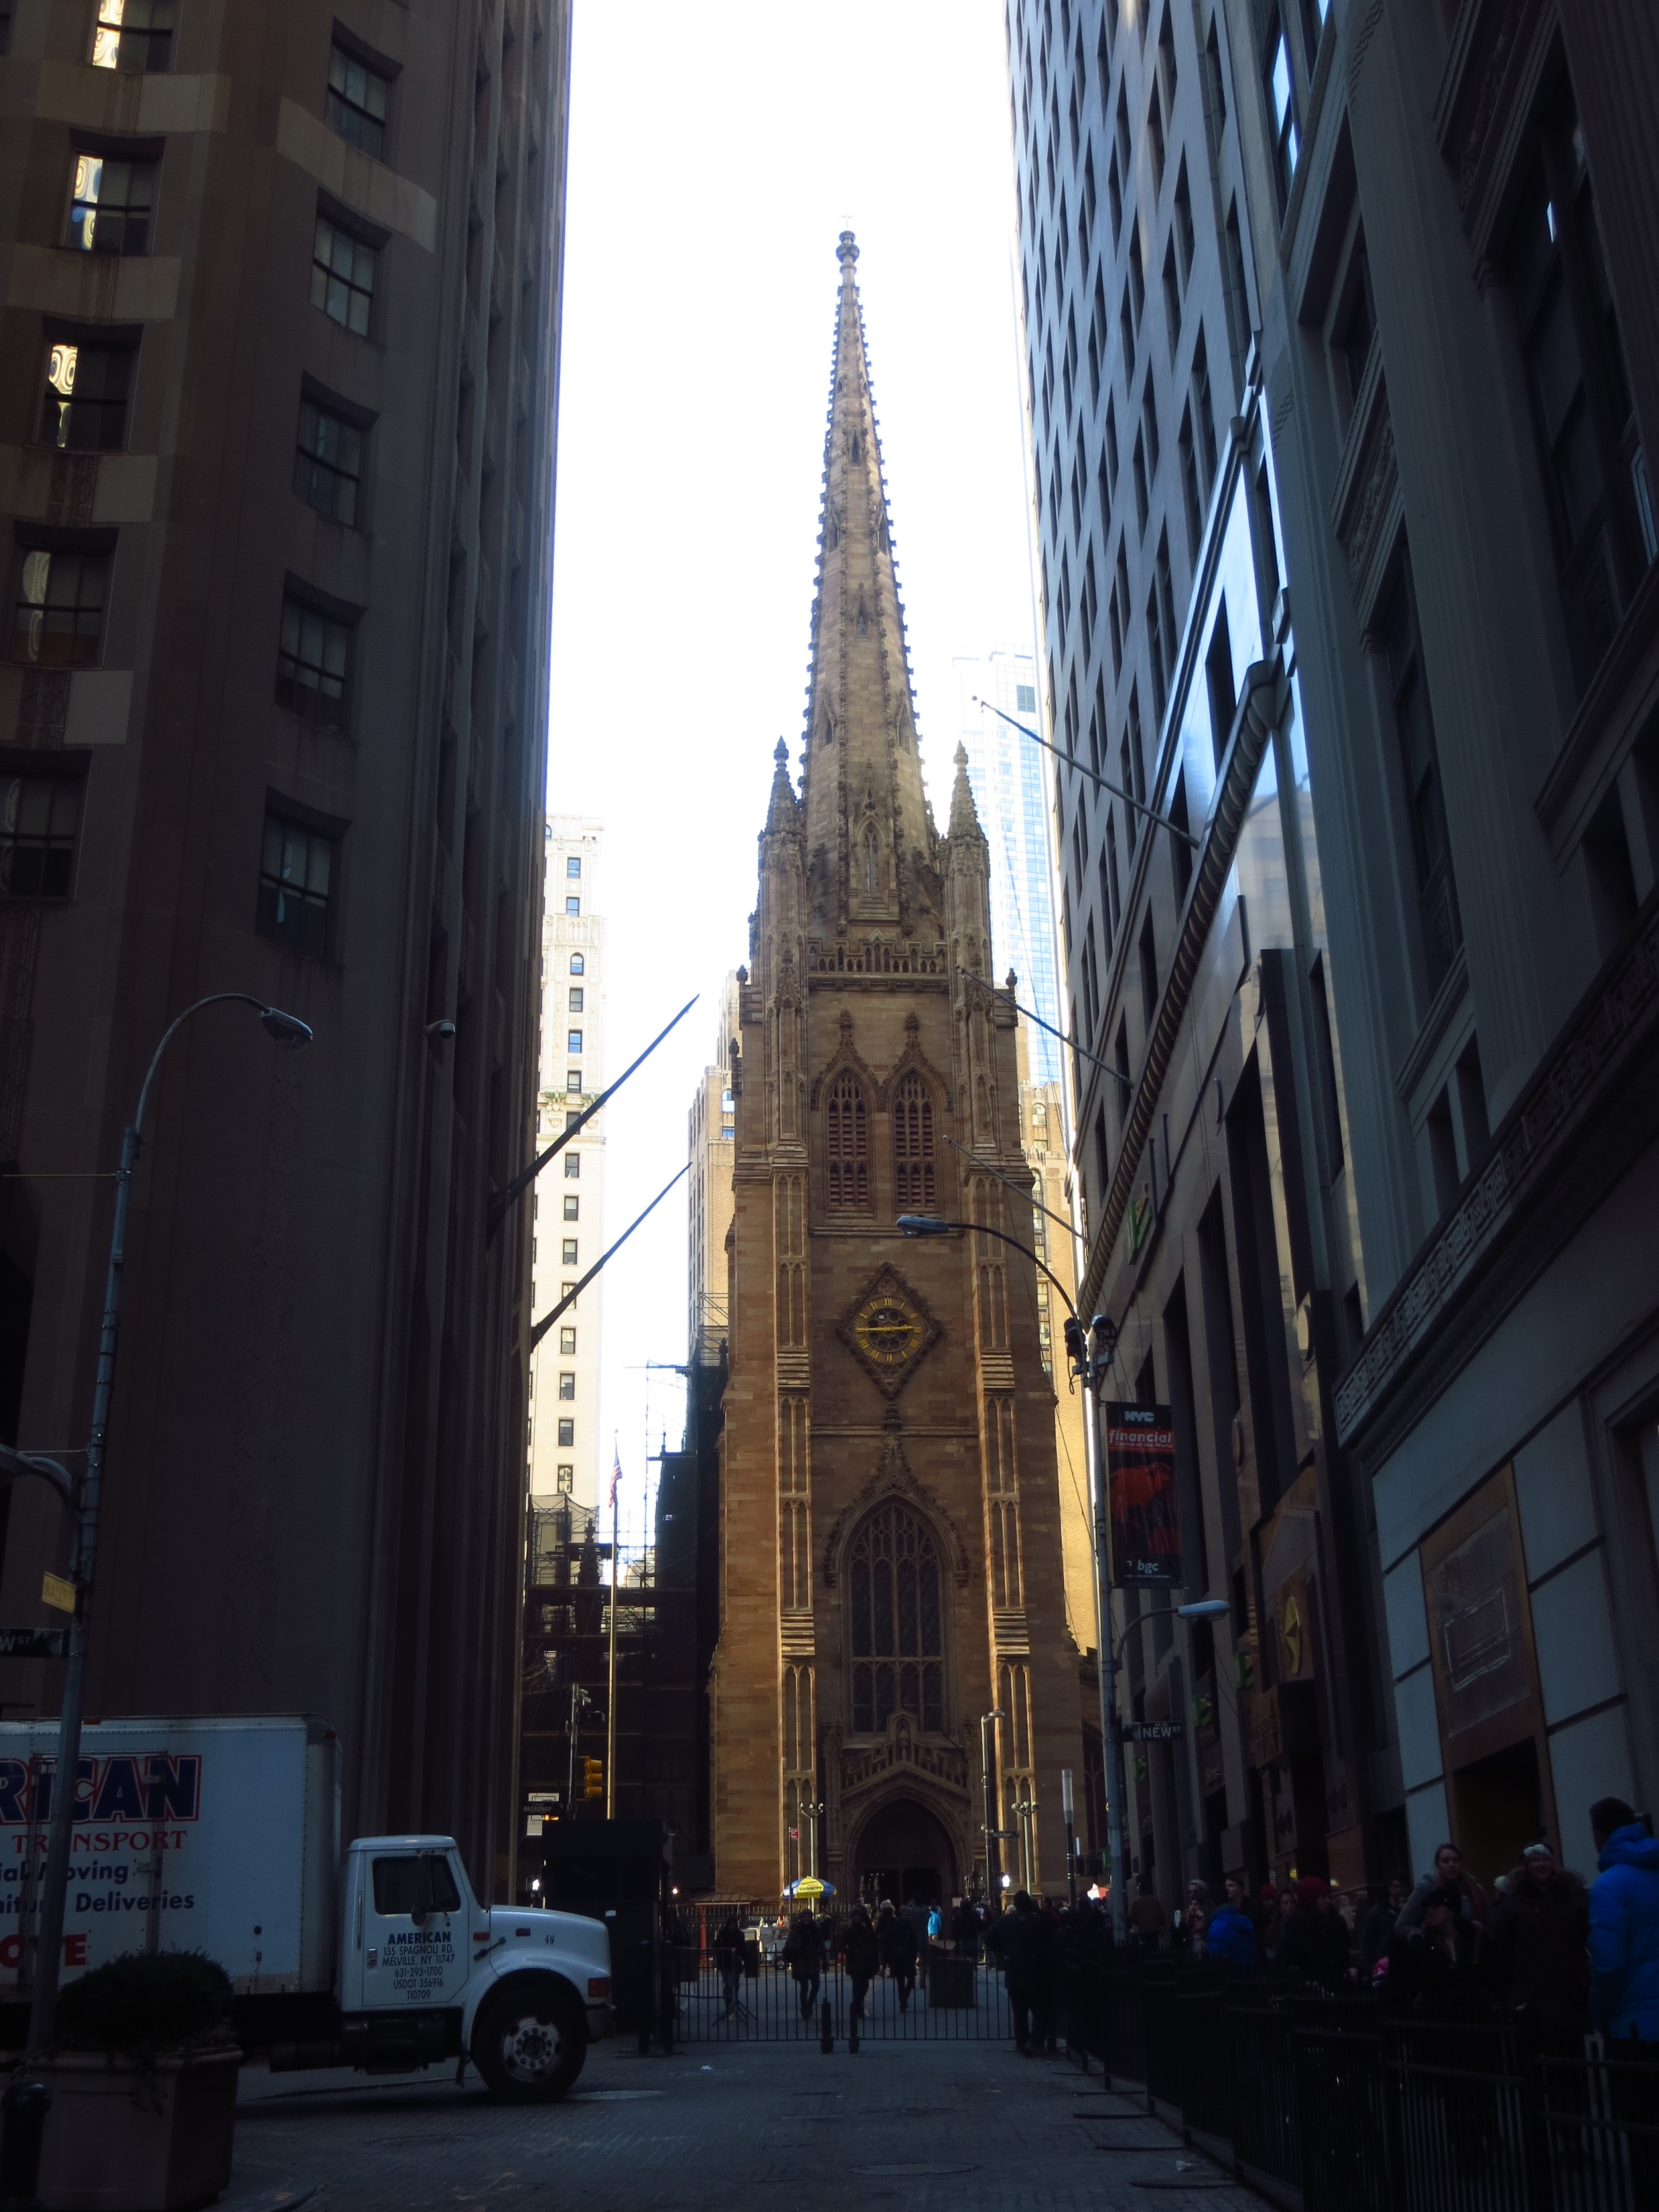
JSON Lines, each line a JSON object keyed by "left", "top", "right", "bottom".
{"left": 707, "top": 1795, "right": 1658, "bottom": 2067}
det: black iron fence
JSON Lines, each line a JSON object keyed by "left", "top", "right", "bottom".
{"left": 664, "top": 1916, "right": 1011, "bottom": 2044}
{"left": 1064, "top": 1958, "right": 1659, "bottom": 2212}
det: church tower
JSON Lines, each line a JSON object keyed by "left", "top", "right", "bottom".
{"left": 713, "top": 236, "right": 1084, "bottom": 1903}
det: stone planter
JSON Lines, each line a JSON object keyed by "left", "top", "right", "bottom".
{"left": 35, "top": 2046, "right": 241, "bottom": 2211}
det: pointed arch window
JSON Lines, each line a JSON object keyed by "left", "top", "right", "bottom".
{"left": 849, "top": 430, "right": 861, "bottom": 463}
{"left": 849, "top": 1503, "right": 944, "bottom": 1733}
{"left": 893, "top": 1073, "right": 936, "bottom": 1209}
{"left": 826, "top": 1070, "right": 870, "bottom": 1211}
{"left": 860, "top": 824, "right": 882, "bottom": 895}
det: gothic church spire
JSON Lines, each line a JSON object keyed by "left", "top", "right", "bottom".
{"left": 800, "top": 234, "right": 935, "bottom": 939}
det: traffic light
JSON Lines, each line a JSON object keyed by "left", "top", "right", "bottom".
{"left": 583, "top": 1757, "right": 603, "bottom": 1801}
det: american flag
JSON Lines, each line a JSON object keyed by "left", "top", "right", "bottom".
{"left": 610, "top": 1444, "right": 622, "bottom": 1511}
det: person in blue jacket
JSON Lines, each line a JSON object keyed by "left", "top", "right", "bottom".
{"left": 1204, "top": 1891, "right": 1260, "bottom": 1972}
{"left": 1587, "top": 1796, "right": 1659, "bottom": 2039}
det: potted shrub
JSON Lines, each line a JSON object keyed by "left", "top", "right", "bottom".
{"left": 35, "top": 1951, "right": 240, "bottom": 2211}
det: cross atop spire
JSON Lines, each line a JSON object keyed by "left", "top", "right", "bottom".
{"left": 799, "top": 234, "right": 933, "bottom": 938}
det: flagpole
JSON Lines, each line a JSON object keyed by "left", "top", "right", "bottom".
{"left": 607, "top": 1441, "right": 619, "bottom": 1820}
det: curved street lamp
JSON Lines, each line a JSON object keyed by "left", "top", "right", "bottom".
{"left": 2, "top": 994, "right": 311, "bottom": 2061}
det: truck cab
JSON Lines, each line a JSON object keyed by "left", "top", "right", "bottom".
{"left": 285, "top": 1835, "right": 611, "bottom": 2099}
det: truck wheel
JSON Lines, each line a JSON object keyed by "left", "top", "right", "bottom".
{"left": 471, "top": 1982, "right": 587, "bottom": 2101}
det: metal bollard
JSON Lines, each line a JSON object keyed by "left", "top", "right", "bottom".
{"left": 0, "top": 2075, "right": 52, "bottom": 2211}
{"left": 820, "top": 1998, "right": 833, "bottom": 2055}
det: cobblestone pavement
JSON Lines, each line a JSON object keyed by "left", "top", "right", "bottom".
{"left": 226, "top": 2030, "right": 1261, "bottom": 2212}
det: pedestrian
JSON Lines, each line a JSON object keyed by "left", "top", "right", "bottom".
{"left": 1587, "top": 1797, "right": 1659, "bottom": 2201}
{"left": 1360, "top": 1873, "right": 1409, "bottom": 1979}
{"left": 952, "top": 1894, "right": 981, "bottom": 1963}
{"left": 990, "top": 1888, "right": 1057, "bottom": 2055}
{"left": 888, "top": 1901, "right": 920, "bottom": 2012}
{"left": 783, "top": 1909, "right": 822, "bottom": 2021}
{"left": 1384, "top": 1885, "right": 1492, "bottom": 2022}
{"left": 905, "top": 1895, "right": 930, "bottom": 1989}
{"left": 1396, "top": 1841, "right": 1489, "bottom": 1936}
{"left": 1204, "top": 1888, "right": 1260, "bottom": 1972}
{"left": 1262, "top": 1887, "right": 1296, "bottom": 1972}
{"left": 875, "top": 1901, "right": 899, "bottom": 1978}
{"left": 1489, "top": 1842, "right": 1589, "bottom": 2036}
{"left": 712, "top": 1912, "right": 745, "bottom": 2019}
{"left": 841, "top": 1905, "right": 881, "bottom": 2027}
{"left": 1173, "top": 1879, "right": 1211, "bottom": 1961}
{"left": 1127, "top": 1875, "right": 1167, "bottom": 1951}
{"left": 1222, "top": 1874, "right": 1265, "bottom": 1949}
{"left": 1273, "top": 1876, "right": 1350, "bottom": 1992}
{"left": 1588, "top": 1797, "right": 1659, "bottom": 2037}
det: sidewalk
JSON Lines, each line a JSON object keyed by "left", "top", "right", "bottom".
{"left": 225, "top": 2031, "right": 1260, "bottom": 2211}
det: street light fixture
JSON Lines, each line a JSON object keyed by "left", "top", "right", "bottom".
{"left": 13, "top": 994, "right": 311, "bottom": 2063}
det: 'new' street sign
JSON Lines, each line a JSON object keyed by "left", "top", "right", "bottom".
{"left": 0, "top": 1627, "right": 68, "bottom": 1659}
{"left": 1121, "top": 1720, "right": 1183, "bottom": 1742}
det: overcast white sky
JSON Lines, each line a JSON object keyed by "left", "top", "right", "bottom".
{"left": 545, "top": 0, "right": 1038, "bottom": 1548}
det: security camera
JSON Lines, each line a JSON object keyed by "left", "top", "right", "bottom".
{"left": 426, "top": 1018, "right": 457, "bottom": 1040}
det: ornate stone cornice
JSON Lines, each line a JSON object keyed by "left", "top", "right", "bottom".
{"left": 1336, "top": 889, "right": 1659, "bottom": 1462}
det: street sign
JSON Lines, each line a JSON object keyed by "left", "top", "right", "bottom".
{"left": 0, "top": 1627, "right": 68, "bottom": 1659}
{"left": 40, "top": 1574, "right": 76, "bottom": 1615}
{"left": 1121, "top": 1720, "right": 1183, "bottom": 1742}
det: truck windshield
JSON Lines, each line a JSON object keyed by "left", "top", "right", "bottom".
{"left": 372, "top": 1855, "right": 461, "bottom": 1916}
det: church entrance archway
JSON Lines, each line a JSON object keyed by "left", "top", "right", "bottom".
{"left": 852, "top": 1797, "right": 956, "bottom": 1907}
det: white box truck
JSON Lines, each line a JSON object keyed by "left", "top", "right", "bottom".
{"left": 0, "top": 1716, "right": 611, "bottom": 2099}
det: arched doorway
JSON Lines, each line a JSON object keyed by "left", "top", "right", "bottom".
{"left": 853, "top": 1797, "right": 957, "bottom": 1907}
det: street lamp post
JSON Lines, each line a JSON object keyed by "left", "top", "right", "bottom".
{"left": 1060, "top": 1767, "right": 1077, "bottom": 1907}
{"left": 1011, "top": 1798, "right": 1037, "bottom": 1893}
{"left": 978, "top": 1708, "right": 1004, "bottom": 1897}
{"left": 13, "top": 994, "right": 311, "bottom": 2062}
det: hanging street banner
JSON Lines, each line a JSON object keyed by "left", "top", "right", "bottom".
{"left": 1104, "top": 1404, "right": 1182, "bottom": 1587}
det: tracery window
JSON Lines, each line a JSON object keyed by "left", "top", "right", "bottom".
{"left": 849, "top": 1504, "right": 944, "bottom": 1733}
{"left": 825, "top": 1070, "right": 869, "bottom": 1210}
{"left": 892, "top": 1073, "right": 935, "bottom": 1209}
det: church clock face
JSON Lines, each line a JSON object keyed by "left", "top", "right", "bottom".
{"left": 852, "top": 1290, "right": 925, "bottom": 1372}
{"left": 837, "top": 1265, "right": 940, "bottom": 1399}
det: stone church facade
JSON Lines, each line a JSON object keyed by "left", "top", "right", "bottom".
{"left": 711, "top": 236, "right": 1084, "bottom": 1905}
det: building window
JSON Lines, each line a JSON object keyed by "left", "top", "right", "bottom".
{"left": 293, "top": 397, "right": 364, "bottom": 527}
{"left": 563, "top": 1196, "right": 579, "bottom": 1221}
{"left": 892, "top": 1072, "right": 936, "bottom": 1211}
{"left": 1507, "top": 90, "right": 1649, "bottom": 688}
{"left": 1265, "top": 19, "right": 1299, "bottom": 214}
{"left": 275, "top": 595, "right": 353, "bottom": 730}
{"left": 564, "top": 1153, "right": 580, "bottom": 1179}
{"left": 256, "top": 814, "right": 336, "bottom": 958}
{"left": 561, "top": 1239, "right": 579, "bottom": 1266}
{"left": 569, "top": 952, "right": 585, "bottom": 975}
{"left": 567, "top": 1029, "right": 583, "bottom": 1054}
{"left": 565, "top": 1069, "right": 581, "bottom": 1094}
{"left": 556, "top": 1419, "right": 574, "bottom": 1449}
{"left": 326, "top": 45, "right": 390, "bottom": 161}
{"left": 0, "top": 772, "right": 81, "bottom": 899}
{"left": 11, "top": 547, "right": 108, "bottom": 667}
{"left": 560, "top": 1280, "right": 576, "bottom": 1301}
{"left": 67, "top": 153, "right": 155, "bottom": 256}
{"left": 565, "top": 897, "right": 579, "bottom": 916}
{"left": 557, "top": 1373, "right": 575, "bottom": 1402}
{"left": 559, "top": 1327, "right": 577, "bottom": 1355}
{"left": 311, "top": 217, "right": 376, "bottom": 336}
{"left": 1016, "top": 683, "right": 1037, "bottom": 713}
{"left": 825, "top": 1070, "right": 870, "bottom": 1211}
{"left": 40, "top": 342, "right": 133, "bottom": 453}
{"left": 92, "top": 0, "right": 173, "bottom": 72}
{"left": 566, "top": 855, "right": 581, "bottom": 877}
{"left": 849, "top": 1503, "right": 944, "bottom": 1734}
{"left": 568, "top": 987, "right": 583, "bottom": 1012}
{"left": 1384, "top": 557, "right": 1461, "bottom": 996}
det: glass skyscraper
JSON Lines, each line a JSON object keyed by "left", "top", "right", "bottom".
{"left": 954, "top": 646, "right": 1060, "bottom": 1083}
